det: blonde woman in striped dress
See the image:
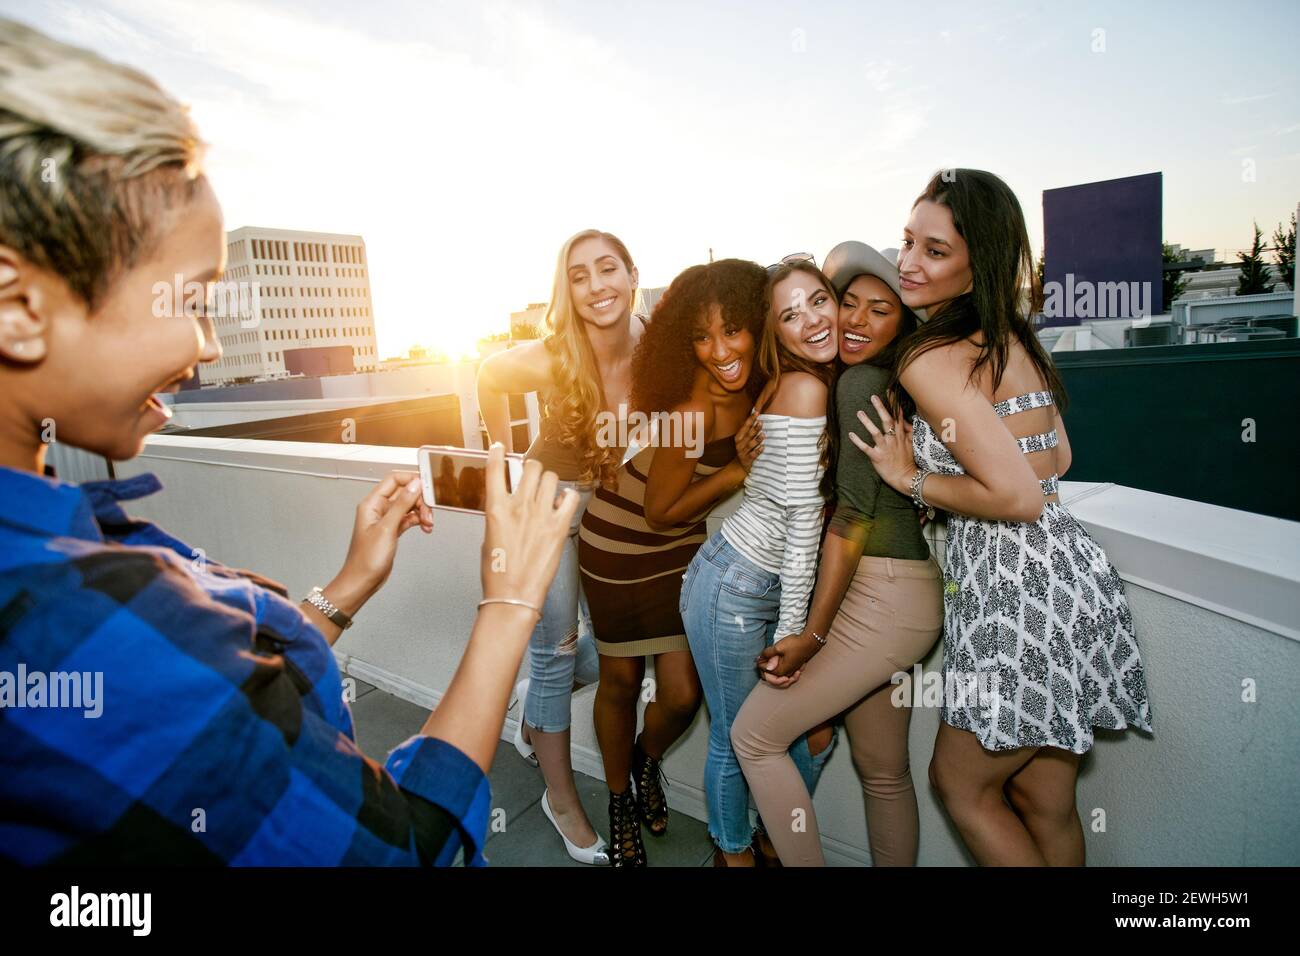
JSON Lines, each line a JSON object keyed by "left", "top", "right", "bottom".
{"left": 476, "top": 229, "right": 645, "bottom": 865}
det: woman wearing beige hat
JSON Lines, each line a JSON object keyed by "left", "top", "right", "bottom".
{"left": 730, "top": 241, "right": 942, "bottom": 866}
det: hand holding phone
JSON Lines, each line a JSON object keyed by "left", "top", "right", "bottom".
{"left": 418, "top": 445, "right": 523, "bottom": 513}
{"left": 479, "top": 444, "right": 579, "bottom": 612}
{"left": 322, "top": 470, "right": 434, "bottom": 626}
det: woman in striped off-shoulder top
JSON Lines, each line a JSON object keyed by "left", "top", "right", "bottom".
{"left": 679, "top": 259, "right": 841, "bottom": 866}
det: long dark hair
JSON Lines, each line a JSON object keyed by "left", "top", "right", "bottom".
{"left": 629, "top": 258, "right": 769, "bottom": 416}
{"left": 822, "top": 286, "right": 922, "bottom": 500}
{"left": 889, "top": 169, "right": 1067, "bottom": 412}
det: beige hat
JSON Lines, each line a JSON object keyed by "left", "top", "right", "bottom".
{"left": 822, "top": 241, "right": 901, "bottom": 300}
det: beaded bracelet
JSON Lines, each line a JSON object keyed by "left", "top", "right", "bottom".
{"left": 910, "top": 468, "right": 936, "bottom": 520}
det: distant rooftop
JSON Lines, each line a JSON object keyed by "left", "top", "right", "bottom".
{"left": 227, "top": 224, "right": 365, "bottom": 241}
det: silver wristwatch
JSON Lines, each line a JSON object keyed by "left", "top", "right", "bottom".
{"left": 303, "top": 586, "right": 353, "bottom": 629}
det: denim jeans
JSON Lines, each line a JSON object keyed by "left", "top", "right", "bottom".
{"left": 523, "top": 480, "right": 601, "bottom": 733}
{"left": 680, "top": 531, "right": 819, "bottom": 853}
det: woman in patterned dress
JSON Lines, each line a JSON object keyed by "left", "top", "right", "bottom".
{"left": 852, "top": 169, "right": 1153, "bottom": 866}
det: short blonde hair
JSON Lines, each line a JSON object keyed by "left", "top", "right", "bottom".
{"left": 0, "top": 17, "right": 206, "bottom": 307}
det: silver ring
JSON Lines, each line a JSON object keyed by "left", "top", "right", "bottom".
{"left": 884, "top": 428, "right": 896, "bottom": 436}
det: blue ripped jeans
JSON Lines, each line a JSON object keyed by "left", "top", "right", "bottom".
{"left": 524, "top": 481, "right": 601, "bottom": 733}
{"left": 681, "top": 532, "right": 834, "bottom": 853}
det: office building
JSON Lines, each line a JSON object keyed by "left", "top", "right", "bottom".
{"left": 200, "top": 226, "right": 380, "bottom": 385}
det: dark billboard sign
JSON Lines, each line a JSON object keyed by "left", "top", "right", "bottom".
{"left": 1042, "top": 172, "right": 1162, "bottom": 325}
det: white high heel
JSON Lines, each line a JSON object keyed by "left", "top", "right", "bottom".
{"left": 541, "top": 789, "right": 610, "bottom": 866}
{"left": 511, "top": 679, "right": 538, "bottom": 767}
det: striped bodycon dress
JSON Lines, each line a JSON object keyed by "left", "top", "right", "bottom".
{"left": 578, "top": 435, "right": 735, "bottom": 657}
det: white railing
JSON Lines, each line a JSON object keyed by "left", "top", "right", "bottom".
{"left": 113, "top": 434, "right": 1300, "bottom": 866}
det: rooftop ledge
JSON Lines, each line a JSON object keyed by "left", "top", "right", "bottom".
{"left": 136, "top": 434, "right": 1300, "bottom": 643}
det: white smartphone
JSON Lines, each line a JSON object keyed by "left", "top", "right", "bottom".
{"left": 417, "top": 445, "right": 524, "bottom": 513}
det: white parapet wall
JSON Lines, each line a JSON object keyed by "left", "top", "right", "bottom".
{"left": 116, "top": 435, "right": 1300, "bottom": 866}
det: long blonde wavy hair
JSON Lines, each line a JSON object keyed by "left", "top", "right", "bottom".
{"left": 540, "top": 229, "right": 637, "bottom": 490}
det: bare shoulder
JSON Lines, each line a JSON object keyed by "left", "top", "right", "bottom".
{"left": 480, "top": 338, "right": 554, "bottom": 392}
{"left": 502, "top": 337, "right": 551, "bottom": 367}
{"left": 906, "top": 339, "right": 976, "bottom": 374}
{"left": 766, "top": 371, "right": 828, "bottom": 417}
{"left": 994, "top": 339, "right": 1052, "bottom": 397}
{"left": 900, "top": 340, "right": 977, "bottom": 396}
{"left": 673, "top": 374, "right": 715, "bottom": 430}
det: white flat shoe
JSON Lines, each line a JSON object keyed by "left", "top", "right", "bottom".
{"left": 541, "top": 789, "right": 609, "bottom": 866}
{"left": 512, "top": 679, "right": 538, "bottom": 767}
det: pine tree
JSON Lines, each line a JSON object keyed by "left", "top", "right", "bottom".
{"left": 1236, "top": 222, "right": 1273, "bottom": 295}
{"left": 1272, "top": 213, "right": 1296, "bottom": 291}
{"left": 1162, "top": 242, "right": 1189, "bottom": 309}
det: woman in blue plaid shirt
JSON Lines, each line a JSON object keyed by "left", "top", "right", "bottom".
{"left": 0, "top": 18, "right": 578, "bottom": 867}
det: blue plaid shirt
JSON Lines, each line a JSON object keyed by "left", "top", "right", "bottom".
{"left": 0, "top": 465, "right": 490, "bottom": 866}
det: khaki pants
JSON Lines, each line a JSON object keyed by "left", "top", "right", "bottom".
{"left": 732, "top": 554, "right": 943, "bottom": 866}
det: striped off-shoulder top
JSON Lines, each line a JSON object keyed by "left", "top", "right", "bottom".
{"left": 718, "top": 414, "right": 827, "bottom": 636}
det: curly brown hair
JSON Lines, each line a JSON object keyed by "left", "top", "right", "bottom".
{"left": 630, "top": 258, "right": 769, "bottom": 415}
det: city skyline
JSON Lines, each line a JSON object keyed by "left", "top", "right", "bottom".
{"left": 4, "top": 0, "right": 1298, "bottom": 358}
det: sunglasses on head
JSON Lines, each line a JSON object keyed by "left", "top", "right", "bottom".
{"left": 766, "top": 252, "right": 816, "bottom": 276}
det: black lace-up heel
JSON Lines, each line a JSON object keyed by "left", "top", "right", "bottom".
{"left": 608, "top": 785, "right": 647, "bottom": 867}
{"left": 632, "top": 737, "right": 669, "bottom": 837}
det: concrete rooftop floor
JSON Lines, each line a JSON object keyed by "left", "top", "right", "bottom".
{"left": 347, "top": 676, "right": 716, "bottom": 867}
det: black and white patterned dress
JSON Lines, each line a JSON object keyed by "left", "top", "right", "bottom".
{"left": 912, "top": 390, "right": 1152, "bottom": 754}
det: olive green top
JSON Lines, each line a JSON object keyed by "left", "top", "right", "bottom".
{"left": 828, "top": 363, "right": 930, "bottom": 560}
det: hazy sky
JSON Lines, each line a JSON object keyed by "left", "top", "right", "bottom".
{"left": 5, "top": 0, "right": 1299, "bottom": 356}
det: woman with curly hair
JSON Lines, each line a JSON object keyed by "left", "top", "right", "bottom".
{"left": 476, "top": 228, "right": 646, "bottom": 865}
{"left": 679, "top": 259, "right": 841, "bottom": 866}
{"left": 578, "top": 258, "right": 769, "bottom": 866}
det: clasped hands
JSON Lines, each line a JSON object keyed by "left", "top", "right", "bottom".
{"left": 755, "top": 630, "right": 821, "bottom": 689}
